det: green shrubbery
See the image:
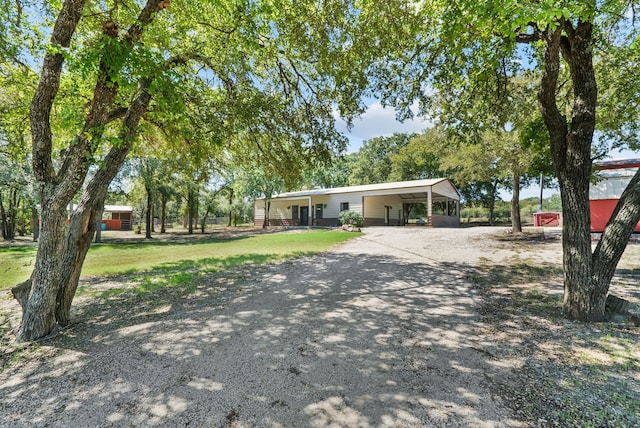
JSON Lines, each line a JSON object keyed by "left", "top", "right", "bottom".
{"left": 339, "top": 210, "right": 364, "bottom": 228}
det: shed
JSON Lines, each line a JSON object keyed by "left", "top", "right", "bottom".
{"left": 102, "top": 205, "right": 133, "bottom": 230}
{"left": 254, "top": 178, "right": 460, "bottom": 228}
{"left": 590, "top": 158, "right": 640, "bottom": 233}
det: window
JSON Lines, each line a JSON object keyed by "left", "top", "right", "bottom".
{"left": 292, "top": 205, "right": 299, "bottom": 220}
{"left": 340, "top": 202, "right": 349, "bottom": 212}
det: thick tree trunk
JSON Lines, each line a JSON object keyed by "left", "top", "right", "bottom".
{"left": 31, "top": 206, "right": 39, "bottom": 241}
{"left": 56, "top": 81, "right": 153, "bottom": 326}
{"left": 592, "top": 168, "right": 640, "bottom": 295}
{"left": 19, "top": 1, "right": 164, "bottom": 341}
{"left": 537, "top": 22, "right": 607, "bottom": 321}
{"left": 511, "top": 173, "right": 522, "bottom": 234}
{"left": 56, "top": 201, "right": 101, "bottom": 326}
{"left": 16, "top": 196, "right": 68, "bottom": 341}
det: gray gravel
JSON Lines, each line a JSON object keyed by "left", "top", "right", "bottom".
{"left": 0, "top": 227, "right": 523, "bottom": 427}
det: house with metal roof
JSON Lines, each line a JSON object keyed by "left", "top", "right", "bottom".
{"left": 254, "top": 178, "right": 460, "bottom": 228}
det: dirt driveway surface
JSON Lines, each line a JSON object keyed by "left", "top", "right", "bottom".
{"left": 1, "top": 227, "right": 524, "bottom": 427}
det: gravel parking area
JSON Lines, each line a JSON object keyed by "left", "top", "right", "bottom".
{"left": 0, "top": 227, "right": 583, "bottom": 426}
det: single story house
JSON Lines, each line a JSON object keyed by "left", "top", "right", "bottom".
{"left": 590, "top": 158, "right": 640, "bottom": 233}
{"left": 102, "top": 205, "right": 133, "bottom": 230}
{"left": 254, "top": 178, "right": 460, "bottom": 228}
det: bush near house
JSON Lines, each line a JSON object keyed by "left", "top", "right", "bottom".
{"left": 339, "top": 210, "right": 364, "bottom": 229}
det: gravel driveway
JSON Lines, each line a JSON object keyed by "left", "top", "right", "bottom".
{"left": 1, "top": 227, "right": 522, "bottom": 427}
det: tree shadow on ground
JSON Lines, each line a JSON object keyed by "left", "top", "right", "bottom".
{"left": 0, "top": 250, "right": 519, "bottom": 427}
{"left": 475, "top": 257, "right": 640, "bottom": 427}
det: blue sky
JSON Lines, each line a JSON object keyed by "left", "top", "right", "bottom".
{"left": 335, "top": 102, "right": 640, "bottom": 201}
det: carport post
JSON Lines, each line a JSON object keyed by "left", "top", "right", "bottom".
{"left": 427, "top": 189, "right": 432, "bottom": 220}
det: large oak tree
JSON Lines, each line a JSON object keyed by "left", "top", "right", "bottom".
{"left": 12, "top": 0, "right": 360, "bottom": 341}
{"left": 367, "top": 0, "right": 640, "bottom": 321}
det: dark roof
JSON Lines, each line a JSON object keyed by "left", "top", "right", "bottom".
{"left": 593, "top": 158, "right": 640, "bottom": 170}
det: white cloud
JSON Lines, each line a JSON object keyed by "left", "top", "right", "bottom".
{"left": 334, "top": 101, "right": 432, "bottom": 152}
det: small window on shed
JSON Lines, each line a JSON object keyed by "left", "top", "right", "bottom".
{"left": 292, "top": 205, "right": 299, "bottom": 220}
{"left": 340, "top": 202, "right": 349, "bottom": 212}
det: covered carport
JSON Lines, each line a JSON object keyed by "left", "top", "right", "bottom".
{"left": 359, "top": 179, "right": 460, "bottom": 227}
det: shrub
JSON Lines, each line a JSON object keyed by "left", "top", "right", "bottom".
{"left": 339, "top": 210, "right": 364, "bottom": 228}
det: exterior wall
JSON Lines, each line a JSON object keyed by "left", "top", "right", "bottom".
{"left": 432, "top": 180, "right": 460, "bottom": 200}
{"left": 590, "top": 172, "right": 634, "bottom": 200}
{"left": 254, "top": 180, "right": 461, "bottom": 228}
{"left": 268, "top": 200, "right": 291, "bottom": 225}
{"left": 254, "top": 200, "right": 266, "bottom": 226}
{"left": 102, "top": 211, "right": 132, "bottom": 230}
{"left": 363, "top": 195, "right": 404, "bottom": 226}
{"left": 589, "top": 169, "right": 639, "bottom": 233}
{"left": 590, "top": 199, "right": 640, "bottom": 233}
{"left": 311, "top": 194, "right": 364, "bottom": 226}
{"left": 255, "top": 198, "right": 312, "bottom": 226}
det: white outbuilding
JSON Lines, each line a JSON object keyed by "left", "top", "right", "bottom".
{"left": 254, "top": 178, "right": 460, "bottom": 228}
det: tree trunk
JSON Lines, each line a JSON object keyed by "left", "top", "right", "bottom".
{"left": 201, "top": 207, "right": 210, "bottom": 233}
{"left": 94, "top": 205, "right": 103, "bottom": 244}
{"left": 263, "top": 199, "right": 268, "bottom": 228}
{"left": 31, "top": 206, "right": 39, "bottom": 241}
{"left": 145, "top": 185, "right": 152, "bottom": 239}
{"left": 187, "top": 189, "right": 194, "bottom": 234}
{"left": 511, "top": 173, "right": 522, "bottom": 234}
{"left": 55, "top": 80, "right": 153, "bottom": 326}
{"left": 0, "top": 192, "right": 7, "bottom": 240}
{"left": 151, "top": 201, "right": 155, "bottom": 232}
{"left": 487, "top": 182, "right": 497, "bottom": 226}
{"left": 227, "top": 188, "right": 234, "bottom": 227}
{"left": 15, "top": 195, "right": 68, "bottom": 341}
{"left": 19, "top": 0, "right": 164, "bottom": 341}
{"left": 160, "top": 194, "right": 167, "bottom": 233}
{"left": 538, "top": 23, "right": 606, "bottom": 321}
{"left": 56, "top": 200, "right": 102, "bottom": 326}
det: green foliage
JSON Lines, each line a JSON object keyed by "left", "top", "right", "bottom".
{"left": 339, "top": 210, "right": 364, "bottom": 228}
{"left": 348, "top": 133, "right": 414, "bottom": 185}
{"left": 389, "top": 129, "right": 443, "bottom": 181}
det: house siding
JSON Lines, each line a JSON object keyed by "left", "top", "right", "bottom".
{"left": 363, "top": 195, "right": 404, "bottom": 226}
{"left": 254, "top": 178, "right": 460, "bottom": 228}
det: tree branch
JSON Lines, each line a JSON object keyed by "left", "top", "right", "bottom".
{"left": 30, "top": 0, "right": 87, "bottom": 184}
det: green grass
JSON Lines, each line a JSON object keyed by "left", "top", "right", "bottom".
{"left": 0, "top": 230, "right": 360, "bottom": 291}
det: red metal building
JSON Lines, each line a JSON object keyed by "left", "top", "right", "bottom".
{"left": 590, "top": 158, "right": 640, "bottom": 233}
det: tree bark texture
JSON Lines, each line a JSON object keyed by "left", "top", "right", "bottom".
{"left": 145, "top": 185, "right": 153, "bottom": 239}
{"left": 188, "top": 189, "right": 195, "bottom": 234}
{"left": 227, "top": 188, "right": 234, "bottom": 227}
{"left": 56, "top": 80, "right": 153, "bottom": 326}
{"left": 511, "top": 173, "right": 522, "bottom": 234}
{"left": 18, "top": 0, "right": 164, "bottom": 341}
{"left": 31, "top": 207, "right": 39, "bottom": 241}
{"left": 536, "top": 21, "right": 624, "bottom": 322}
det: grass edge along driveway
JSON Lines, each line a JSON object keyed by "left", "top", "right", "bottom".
{"left": 0, "top": 230, "right": 361, "bottom": 292}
